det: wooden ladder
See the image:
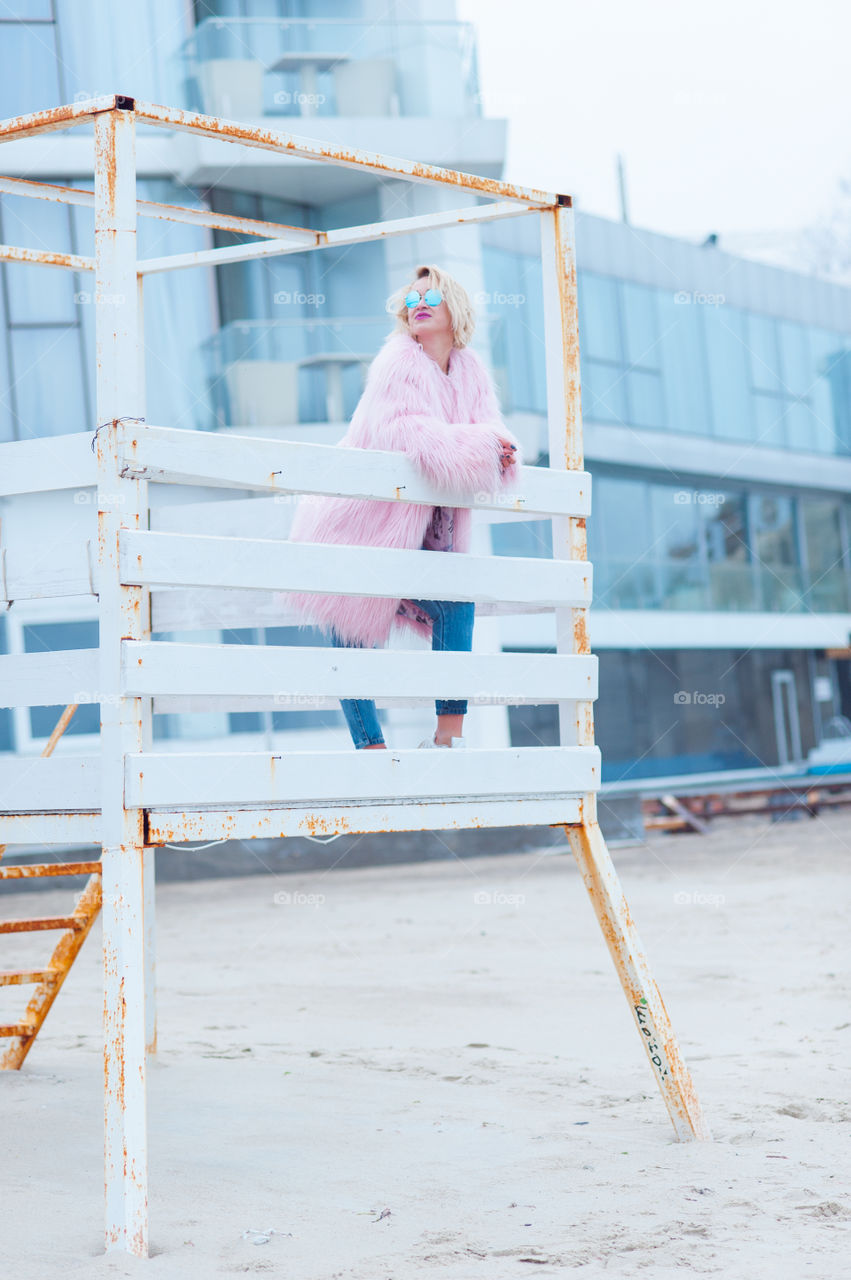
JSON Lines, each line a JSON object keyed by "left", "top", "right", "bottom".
{"left": 0, "top": 860, "right": 103, "bottom": 1068}
{"left": 0, "top": 700, "right": 103, "bottom": 1069}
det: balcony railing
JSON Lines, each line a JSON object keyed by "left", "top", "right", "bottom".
{"left": 173, "top": 18, "right": 481, "bottom": 121}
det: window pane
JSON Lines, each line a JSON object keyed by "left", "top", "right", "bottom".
{"left": 752, "top": 392, "right": 788, "bottom": 448}
{"left": 800, "top": 497, "right": 849, "bottom": 611}
{"left": 699, "top": 490, "right": 756, "bottom": 610}
{"left": 621, "top": 282, "right": 660, "bottom": 368}
{"left": 703, "top": 304, "right": 753, "bottom": 442}
{"left": 2, "top": 195, "right": 77, "bottom": 324}
{"left": 24, "top": 620, "right": 100, "bottom": 738}
{"left": 750, "top": 493, "right": 803, "bottom": 610}
{"left": 784, "top": 399, "right": 822, "bottom": 452}
{"left": 649, "top": 485, "right": 700, "bottom": 560}
{"left": 0, "top": 24, "right": 60, "bottom": 119}
{"left": 595, "top": 475, "right": 652, "bottom": 560}
{"left": 582, "top": 358, "right": 626, "bottom": 424}
{"left": 578, "top": 273, "right": 621, "bottom": 362}
{"left": 657, "top": 290, "right": 711, "bottom": 434}
{"left": 777, "top": 319, "right": 811, "bottom": 396}
{"left": 491, "top": 519, "right": 552, "bottom": 559}
{"left": 626, "top": 368, "right": 665, "bottom": 429}
{"left": 810, "top": 331, "right": 851, "bottom": 455}
{"left": 746, "top": 312, "right": 782, "bottom": 391}
{"left": 751, "top": 493, "right": 797, "bottom": 564}
{"left": 3, "top": 1, "right": 53, "bottom": 14}
{"left": 593, "top": 476, "right": 657, "bottom": 609}
{"left": 10, "top": 327, "right": 87, "bottom": 437}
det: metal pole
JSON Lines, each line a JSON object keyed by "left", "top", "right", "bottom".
{"left": 541, "top": 201, "right": 712, "bottom": 1141}
{"left": 93, "top": 100, "right": 151, "bottom": 1254}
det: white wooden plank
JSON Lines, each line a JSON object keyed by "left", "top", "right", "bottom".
{"left": 0, "top": 648, "right": 99, "bottom": 708}
{"left": 147, "top": 796, "right": 584, "bottom": 842}
{"left": 1, "top": 539, "right": 95, "bottom": 603}
{"left": 0, "top": 811, "right": 101, "bottom": 845}
{"left": 121, "top": 529, "right": 592, "bottom": 608}
{"left": 125, "top": 745, "right": 600, "bottom": 809}
{"left": 118, "top": 422, "right": 591, "bottom": 518}
{"left": 0, "top": 755, "right": 100, "bottom": 811}
{"left": 0, "top": 432, "right": 95, "bottom": 496}
{"left": 122, "top": 640, "right": 597, "bottom": 704}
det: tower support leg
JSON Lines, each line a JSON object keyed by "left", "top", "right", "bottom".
{"left": 555, "top": 818, "right": 712, "bottom": 1141}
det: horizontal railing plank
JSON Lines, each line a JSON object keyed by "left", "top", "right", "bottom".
{"left": 0, "top": 757, "right": 101, "bottom": 812}
{"left": 1, "top": 540, "right": 95, "bottom": 603}
{"left": 0, "top": 649, "right": 99, "bottom": 709}
{"left": 118, "top": 422, "right": 591, "bottom": 517}
{"left": 0, "top": 812, "right": 101, "bottom": 846}
{"left": 148, "top": 795, "right": 584, "bottom": 841}
{"left": 122, "top": 641, "right": 597, "bottom": 705}
{"left": 121, "top": 530, "right": 592, "bottom": 608}
{"left": 0, "top": 432, "right": 95, "bottom": 496}
{"left": 125, "top": 746, "right": 600, "bottom": 808}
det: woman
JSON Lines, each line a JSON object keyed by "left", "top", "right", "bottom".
{"left": 277, "top": 263, "right": 522, "bottom": 750}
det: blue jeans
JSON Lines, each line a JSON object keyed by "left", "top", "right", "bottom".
{"left": 329, "top": 599, "right": 475, "bottom": 749}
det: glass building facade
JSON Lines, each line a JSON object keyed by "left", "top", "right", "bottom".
{"left": 2, "top": 0, "right": 851, "bottom": 783}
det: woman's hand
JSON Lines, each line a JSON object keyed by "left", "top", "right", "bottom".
{"left": 498, "top": 436, "right": 518, "bottom": 473}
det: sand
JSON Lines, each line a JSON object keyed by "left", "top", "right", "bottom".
{"left": 1, "top": 810, "right": 849, "bottom": 1278}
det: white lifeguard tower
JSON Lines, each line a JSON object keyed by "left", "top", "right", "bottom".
{"left": 0, "top": 95, "right": 710, "bottom": 1258}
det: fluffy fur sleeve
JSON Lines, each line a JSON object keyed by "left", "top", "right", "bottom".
{"left": 344, "top": 335, "right": 522, "bottom": 495}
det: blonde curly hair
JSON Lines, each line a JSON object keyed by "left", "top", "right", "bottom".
{"left": 386, "top": 263, "right": 476, "bottom": 348}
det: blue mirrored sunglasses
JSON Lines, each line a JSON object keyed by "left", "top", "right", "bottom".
{"left": 405, "top": 287, "right": 443, "bottom": 308}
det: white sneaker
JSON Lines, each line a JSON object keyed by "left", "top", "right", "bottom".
{"left": 417, "top": 735, "right": 466, "bottom": 749}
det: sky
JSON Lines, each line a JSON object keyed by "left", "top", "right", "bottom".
{"left": 456, "top": 0, "right": 851, "bottom": 244}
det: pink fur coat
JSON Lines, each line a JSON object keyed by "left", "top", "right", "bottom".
{"left": 276, "top": 329, "right": 522, "bottom": 648}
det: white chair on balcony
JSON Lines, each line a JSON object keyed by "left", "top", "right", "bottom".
{"left": 198, "top": 59, "right": 265, "bottom": 119}
{"left": 224, "top": 360, "right": 300, "bottom": 427}
{"left": 332, "top": 57, "right": 397, "bottom": 116}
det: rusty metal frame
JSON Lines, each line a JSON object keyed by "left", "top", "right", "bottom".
{"left": 0, "top": 94, "right": 711, "bottom": 1260}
